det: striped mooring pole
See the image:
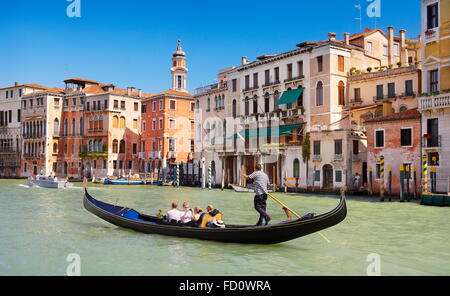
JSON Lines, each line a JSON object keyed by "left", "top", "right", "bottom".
{"left": 380, "top": 156, "right": 385, "bottom": 201}
{"left": 208, "top": 162, "right": 212, "bottom": 190}
{"left": 176, "top": 164, "right": 180, "bottom": 187}
{"left": 422, "top": 154, "right": 428, "bottom": 194}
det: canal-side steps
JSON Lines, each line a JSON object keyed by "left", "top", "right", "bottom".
{"left": 421, "top": 193, "right": 450, "bottom": 207}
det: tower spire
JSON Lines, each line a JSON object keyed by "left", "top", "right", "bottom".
{"left": 171, "top": 40, "right": 188, "bottom": 92}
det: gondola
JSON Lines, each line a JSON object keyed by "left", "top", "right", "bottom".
{"left": 83, "top": 189, "right": 347, "bottom": 244}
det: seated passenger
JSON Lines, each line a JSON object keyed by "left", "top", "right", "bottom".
{"left": 199, "top": 205, "right": 223, "bottom": 228}
{"left": 165, "top": 202, "right": 182, "bottom": 223}
{"left": 180, "top": 202, "right": 193, "bottom": 223}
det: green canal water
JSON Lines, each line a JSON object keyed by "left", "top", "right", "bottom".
{"left": 0, "top": 179, "right": 449, "bottom": 276}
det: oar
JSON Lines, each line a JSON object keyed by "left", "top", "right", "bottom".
{"left": 267, "top": 193, "right": 331, "bottom": 243}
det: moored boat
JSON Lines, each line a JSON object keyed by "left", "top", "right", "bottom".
{"left": 103, "top": 177, "right": 145, "bottom": 185}
{"left": 83, "top": 189, "right": 347, "bottom": 244}
{"left": 27, "top": 175, "right": 74, "bottom": 189}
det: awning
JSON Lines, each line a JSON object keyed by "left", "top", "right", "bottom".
{"left": 276, "top": 88, "right": 304, "bottom": 105}
{"left": 229, "top": 124, "right": 302, "bottom": 139}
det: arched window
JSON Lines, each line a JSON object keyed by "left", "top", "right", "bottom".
{"left": 119, "top": 140, "right": 125, "bottom": 154}
{"left": 120, "top": 117, "right": 126, "bottom": 129}
{"left": 112, "top": 139, "right": 118, "bottom": 153}
{"left": 274, "top": 91, "right": 280, "bottom": 110}
{"left": 99, "top": 141, "right": 103, "bottom": 153}
{"left": 72, "top": 119, "right": 76, "bottom": 136}
{"left": 113, "top": 116, "right": 119, "bottom": 128}
{"left": 375, "top": 109, "right": 383, "bottom": 118}
{"left": 293, "top": 158, "right": 300, "bottom": 179}
{"left": 207, "top": 97, "right": 211, "bottom": 111}
{"left": 89, "top": 117, "right": 93, "bottom": 130}
{"left": 338, "top": 81, "right": 345, "bottom": 106}
{"left": 93, "top": 115, "right": 99, "bottom": 130}
{"left": 88, "top": 140, "right": 93, "bottom": 153}
{"left": 99, "top": 115, "right": 104, "bottom": 130}
{"left": 214, "top": 96, "right": 218, "bottom": 109}
{"left": 316, "top": 81, "right": 324, "bottom": 106}
{"left": 79, "top": 117, "right": 84, "bottom": 135}
{"left": 64, "top": 119, "right": 68, "bottom": 136}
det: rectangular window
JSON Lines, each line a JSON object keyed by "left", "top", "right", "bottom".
{"left": 121, "top": 101, "right": 125, "bottom": 109}
{"left": 297, "top": 61, "right": 303, "bottom": 76}
{"left": 383, "top": 45, "right": 388, "bottom": 56}
{"left": 400, "top": 128, "right": 412, "bottom": 147}
{"left": 134, "top": 103, "right": 139, "bottom": 111}
{"left": 253, "top": 73, "right": 258, "bottom": 88}
{"left": 354, "top": 88, "right": 361, "bottom": 101}
{"left": 427, "top": 3, "right": 439, "bottom": 29}
{"left": 313, "top": 141, "right": 321, "bottom": 155}
{"left": 375, "top": 130, "right": 384, "bottom": 148}
{"left": 114, "top": 100, "right": 118, "bottom": 109}
{"left": 152, "top": 101, "right": 157, "bottom": 112}
{"left": 159, "top": 100, "right": 164, "bottom": 110}
{"left": 388, "top": 83, "right": 396, "bottom": 98}
{"left": 429, "top": 70, "right": 439, "bottom": 93}
{"left": 17, "top": 109, "right": 21, "bottom": 122}
{"left": 394, "top": 44, "right": 399, "bottom": 56}
{"left": 287, "top": 64, "right": 293, "bottom": 79}
{"left": 338, "top": 55, "right": 344, "bottom": 72}
{"left": 334, "top": 140, "right": 343, "bottom": 155}
{"left": 274, "top": 67, "right": 280, "bottom": 82}
{"left": 169, "top": 118, "right": 176, "bottom": 129}
{"left": 427, "top": 118, "right": 439, "bottom": 147}
{"left": 265, "top": 70, "right": 270, "bottom": 85}
{"left": 159, "top": 118, "right": 163, "bottom": 129}
{"left": 152, "top": 119, "right": 156, "bottom": 130}
{"left": 335, "top": 170, "right": 343, "bottom": 183}
{"left": 245, "top": 75, "right": 250, "bottom": 89}
{"left": 405, "top": 80, "right": 414, "bottom": 96}
{"left": 353, "top": 140, "right": 359, "bottom": 155}
{"left": 376, "top": 85, "right": 384, "bottom": 99}
{"left": 170, "top": 100, "right": 176, "bottom": 110}
{"left": 367, "top": 41, "right": 373, "bottom": 53}
{"left": 314, "top": 170, "right": 321, "bottom": 182}
{"left": 142, "top": 104, "right": 147, "bottom": 114}
{"left": 232, "top": 79, "right": 237, "bottom": 92}
{"left": 133, "top": 119, "right": 138, "bottom": 129}
{"left": 132, "top": 143, "right": 137, "bottom": 154}
{"left": 317, "top": 56, "right": 323, "bottom": 72}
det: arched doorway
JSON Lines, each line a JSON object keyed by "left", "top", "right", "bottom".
{"left": 64, "top": 162, "right": 68, "bottom": 176}
{"left": 85, "top": 163, "right": 92, "bottom": 179}
{"left": 323, "top": 164, "right": 333, "bottom": 189}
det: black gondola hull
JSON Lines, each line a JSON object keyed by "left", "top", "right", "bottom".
{"left": 83, "top": 189, "right": 347, "bottom": 244}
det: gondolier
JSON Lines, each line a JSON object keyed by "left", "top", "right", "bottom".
{"left": 244, "top": 164, "right": 271, "bottom": 226}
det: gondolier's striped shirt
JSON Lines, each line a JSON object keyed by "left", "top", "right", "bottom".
{"left": 249, "top": 171, "right": 270, "bottom": 196}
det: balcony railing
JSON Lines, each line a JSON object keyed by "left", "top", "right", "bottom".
{"left": 148, "top": 151, "right": 161, "bottom": 159}
{"left": 373, "top": 94, "right": 397, "bottom": 102}
{"left": 168, "top": 151, "right": 177, "bottom": 159}
{"left": 334, "top": 154, "right": 344, "bottom": 161}
{"left": 284, "top": 75, "right": 305, "bottom": 83}
{"left": 422, "top": 135, "right": 442, "bottom": 148}
{"left": 419, "top": 93, "right": 450, "bottom": 111}
{"left": 350, "top": 98, "right": 363, "bottom": 104}
{"left": 312, "top": 155, "right": 322, "bottom": 161}
{"left": 352, "top": 154, "right": 361, "bottom": 162}
{"left": 262, "top": 80, "right": 281, "bottom": 88}
{"left": 398, "top": 92, "right": 416, "bottom": 99}
{"left": 242, "top": 86, "right": 259, "bottom": 92}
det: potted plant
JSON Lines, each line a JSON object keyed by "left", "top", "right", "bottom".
{"left": 349, "top": 67, "right": 357, "bottom": 75}
{"left": 374, "top": 66, "right": 380, "bottom": 71}
{"left": 367, "top": 67, "right": 372, "bottom": 72}
{"left": 388, "top": 64, "right": 393, "bottom": 69}
{"left": 423, "top": 134, "right": 432, "bottom": 139}
{"left": 397, "top": 62, "right": 402, "bottom": 67}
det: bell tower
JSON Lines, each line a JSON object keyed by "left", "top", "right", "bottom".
{"left": 171, "top": 40, "right": 188, "bottom": 93}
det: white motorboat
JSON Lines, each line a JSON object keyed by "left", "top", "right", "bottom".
{"left": 27, "top": 175, "right": 74, "bottom": 189}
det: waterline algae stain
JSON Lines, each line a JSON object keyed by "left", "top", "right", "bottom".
{"left": 0, "top": 179, "right": 449, "bottom": 276}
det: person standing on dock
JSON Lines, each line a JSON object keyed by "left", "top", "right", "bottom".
{"left": 244, "top": 164, "right": 271, "bottom": 226}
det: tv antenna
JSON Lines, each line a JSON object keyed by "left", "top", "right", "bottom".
{"left": 355, "top": 4, "right": 362, "bottom": 32}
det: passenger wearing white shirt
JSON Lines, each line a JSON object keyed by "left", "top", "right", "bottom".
{"left": 166, "top": 202, "right": 182, "bottom": 222}
{"left": 180, "top": 202, "right": 193, "bottom": 223}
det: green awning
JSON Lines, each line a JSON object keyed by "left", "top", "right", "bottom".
{"left": 277, "top": 88, "right": 304, "bottom": 105}
{"left": 229, "top": 124, "right": 302, "bottom": 139}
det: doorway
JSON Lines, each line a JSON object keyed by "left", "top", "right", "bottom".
{"left": 323, "top": 164, "right": 333, "bottom": 189}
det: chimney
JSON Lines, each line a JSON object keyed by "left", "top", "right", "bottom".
{"left": 328, "top": 32, "right": 337, "bottom": 41}
{"left": 138, "top": 89, "right": 143, "bottom": 98}
{"left": 399, "top": 29, "right": 409, "bottom": 66}
{"left": 14, "top": 82, "right": 19, "bottom": 86}
{"left": 383, "top": 101, "right": 393, "bottom": 116}
{"left": 127, "top": 87, "right": 135, "bottom": 96}
{"left": 344, "top": 33, "right": 350, "bottom": 45}
{"left": 388, "top": 26, "right": 395, "bottom": 65}
{"left": 241, "top": 56, "right": 249, "bottom": 65}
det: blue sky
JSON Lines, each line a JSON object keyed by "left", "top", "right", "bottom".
{"left": 0, "top": 0, "right": 421, "bottom": 94}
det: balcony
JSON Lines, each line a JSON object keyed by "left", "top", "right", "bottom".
{"left": 373, "top": 94, "right": 397, "bottom": 103}
{"left": 419, "top": 93, "right": 450, "bottom": 111}
{"left": 352, "top": 154, "right": 361, "bottom": 162}
{"left": 398, "top": 92, "right": 416, "bottom": 99}
{"left": 284, "top": 75, "right": 305, "bottom": 83}
{"left": 138, "top": 152, "right": 145, "bottom": 159}
{"left": 350, "top": 98, "right": 363, "bottom": 104}
{"left": 168, "top": 151, "right": 177, "bottom": 159}
{"left": 422, "top": 135, "right": 442, "bottom": 149}
{"left": 242, "top": 86, "right": 259, "bottom": 93}
{"left": 148, "top": 151, "right": 161, "bottom": 159}
{"left": 424, "top": 28, "right": 439, "bottom": 44}
{"left": 312, "top": 154, "right": 322, "bottom": 161}
{"left": 334, "top": 154, "right": 344, "bottom": 161}
{"left": 262, "top": 80, "right": 281, "bottom": 88}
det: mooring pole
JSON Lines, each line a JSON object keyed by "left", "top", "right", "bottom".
{"left": 422, "top": 153, "right": 428, "bottom": 195}
{"left": 406, "top": 165, "right": 411, "bottom": 202}
{"left": 380, "top": 156, "right": 385, "bottom": 202}
{"left": 388, "top": 166, "right": 392, "bottom": 202}
{"left": 413, "top": 166, "right": 417, "bottom": 200}
{"left": 399, "top": 165, "right": 405, "bottom": 202}
{"left": 208, "top": 162, "right": 212, "bottom": 190}
{"left": 369, "top": 167, "right": 373, "bottom": 196}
